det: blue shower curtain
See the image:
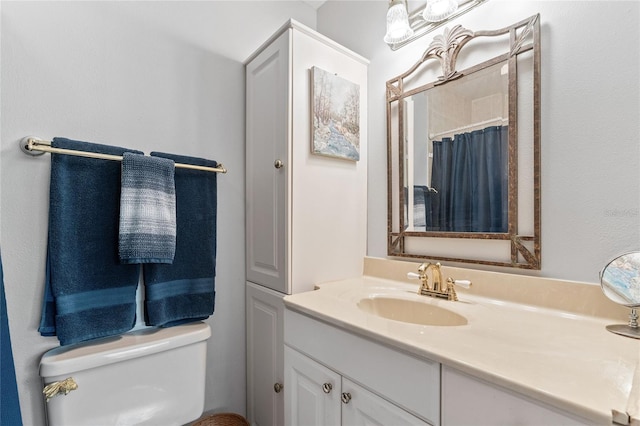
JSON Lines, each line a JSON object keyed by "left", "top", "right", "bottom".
{"left": 428, "top": 125, "right": 508, "bottom": 233}
{"left": 1, "top": 250, "right": 24, "bottom": 425}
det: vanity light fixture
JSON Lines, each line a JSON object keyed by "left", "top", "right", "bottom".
{"left": 385, "top": 0, "right": 489, "bottom": 50}
{"left": 423, "top": 0, "right": 458, "bottom": 22}
{"left": 384, "top": 0, "right": 414, "bottom": 44}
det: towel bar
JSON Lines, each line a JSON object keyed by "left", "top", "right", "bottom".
{"left": 19, "top": 136, "right": 227, "bottom": 174}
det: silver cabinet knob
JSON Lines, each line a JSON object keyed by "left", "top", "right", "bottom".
{"left": 322, "top": 383, "right": 333, "bottom": 394}
{"left": 274, "top": 383, "right": 283, "bottom": 393}
{"left": 274, "top": 159, "right": 284, "bottom": 169}
{"left": 341, "top": 392, "right": 352, "bottom": 404}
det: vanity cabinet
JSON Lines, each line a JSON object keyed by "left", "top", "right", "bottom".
{"left": 285, "top": 346, "right": 429, "bottom": 426}
{"left": 285, "top": 307, "right": 597, "bottom": 426}
{"left": 245, "top": 20, "right": 368, "bottom": 426}
{"left": 284, "top": 309, "right": 440, "bottom": 426}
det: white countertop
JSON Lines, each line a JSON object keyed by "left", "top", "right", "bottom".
{"left": 283, "top": 275, "right": 640, "bottom": 425}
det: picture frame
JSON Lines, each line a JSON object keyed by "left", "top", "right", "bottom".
{"left": 310, "top": 66, "right": 361, "bottom": 161}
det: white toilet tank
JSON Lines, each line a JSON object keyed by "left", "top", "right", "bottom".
{"left": 39, "top": 322, "right": 211, "bottom": 426}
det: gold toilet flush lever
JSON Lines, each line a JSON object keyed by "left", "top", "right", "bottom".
{"left": 407, "top": 263, "right": 472, "bottom": 301}
{"left": 43, "top": 377, "right": 78, "bottom": 402}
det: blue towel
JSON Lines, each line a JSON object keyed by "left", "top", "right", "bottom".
{"left": 1, "top": 250, "right": 23, "bottom": 425}
{"left": 143, "top": 152, "right": 217, "bottom": 327}
{"left": 413, "top": 185, "right": 427, "bottom": 228}
{"left": 119, "top": 152, "right": 176, "bottom": 264}
{"left": 38, "top": 138, "right": 142, "bottom": 345}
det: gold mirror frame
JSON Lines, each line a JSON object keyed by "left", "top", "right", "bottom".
{"left": 386, "top": 14, "right": 541, "bottom": 269}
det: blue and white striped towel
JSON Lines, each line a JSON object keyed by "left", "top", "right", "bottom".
{"left": 119, "top": 152, "right": 176, "bottom": 264}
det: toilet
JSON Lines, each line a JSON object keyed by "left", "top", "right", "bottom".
{"left": 39, "top": 322, "right": 211, "bottom": 426}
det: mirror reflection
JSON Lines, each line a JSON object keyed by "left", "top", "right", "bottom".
{"left": 405, "top": 61, "right": 509, "bottom": 232}
{"left": 600, "top": 252, "right": 640, "bottom": 307}
{"left": 387, "top": 15, "right": 541, "bottom": 269}
{"left": 600, "top": 251, "right": 640, "bottom": 339}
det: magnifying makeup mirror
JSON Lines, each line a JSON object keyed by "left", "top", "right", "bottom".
{"left": 600, "top": 251, "right": 640, "bottom": 339}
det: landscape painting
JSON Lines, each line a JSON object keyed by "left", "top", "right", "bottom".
{"left": 311, "top": 66, "right": 360, "bottom": 161}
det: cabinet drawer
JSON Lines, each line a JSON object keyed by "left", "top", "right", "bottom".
{"left": 285, "top": 309, "right": 440, "bottom": 425}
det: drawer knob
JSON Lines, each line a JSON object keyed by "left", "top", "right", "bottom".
{"left": 274, "top": 159, "right": 284, "bottom": 169}
{"left": 341, "top": 392, "right": 352, "bottom": 404}
{"left": 322, "top": 383, "right": 333, "bottom": 394}
{"left": 273, "top": 383, "right": 283, "bottom": 393}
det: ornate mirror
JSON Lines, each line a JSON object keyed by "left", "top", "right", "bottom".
{"left": 386, "top": 15, "right": 541, "bottom": 269}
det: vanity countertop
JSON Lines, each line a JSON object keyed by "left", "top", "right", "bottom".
{"left": 283, "top": 270, "right": 640, "bottom": 425}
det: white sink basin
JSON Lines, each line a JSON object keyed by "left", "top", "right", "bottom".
{"left": 358, "top": 296, "right": 468, "bottom": 326}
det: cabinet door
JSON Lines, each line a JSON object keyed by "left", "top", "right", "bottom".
{"left": 441, "top": 366, "right": 594, "bottom": 425}
{"left": 246, "top": 283, "right": 285, "bottom": 426}
{"left": 246, "top": 29, "right": 290, "bottom": 294}
{"left": 341, "top": 378, "right": 430, "bottom": 426}
{"left": 284, "top": 346, "right": 341, "bottom": 426}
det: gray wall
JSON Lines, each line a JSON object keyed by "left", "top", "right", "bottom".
{"left": 0, "top": 2, "right": 315, "bottom": 425}
{"left": 318, "top": 0, "right": 640, "bottom": 283}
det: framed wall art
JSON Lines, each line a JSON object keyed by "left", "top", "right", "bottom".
{"left": 311, "top": 66, "right": 360, "bottom": 161}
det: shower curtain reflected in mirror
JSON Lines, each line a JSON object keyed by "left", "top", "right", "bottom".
{"left": 427, "top": 125, "right": 508, "bottom": 232}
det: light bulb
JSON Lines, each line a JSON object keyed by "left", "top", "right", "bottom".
{"left": 423, "top": 0, "right": 458, "bottom": 22}
{"left": 384, "top": 0, "right": 414, "bottom": 44}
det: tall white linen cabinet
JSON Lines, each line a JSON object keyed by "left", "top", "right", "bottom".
{"left": 244, "top": 20, "right": 368, "bottom": 426}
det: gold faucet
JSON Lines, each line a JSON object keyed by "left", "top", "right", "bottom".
{"left": 414, "top": 262, "right": 471, "bottom": 301}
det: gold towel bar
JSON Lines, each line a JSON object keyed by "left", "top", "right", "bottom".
{"left": 20, "top": 137, "right": 227, "bottom": 174}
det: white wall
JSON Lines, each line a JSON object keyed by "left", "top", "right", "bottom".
{"left": 318, "top": 0, "right": 640, "bottom": 283}
{"left": 0, "top": 2, "right": 316, "bottom": 425}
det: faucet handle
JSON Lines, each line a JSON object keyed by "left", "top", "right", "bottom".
{"left": 446, "top": 277, "right": 472, "bottom": 289}
{"left": 452, "top": 279, "right": 471, "bottom": 289}
{"left": 442, "top": 278, "right": 471, "bottom": 301}
{"left": 409, "top": 266, "right": 431, "bottom": 293}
